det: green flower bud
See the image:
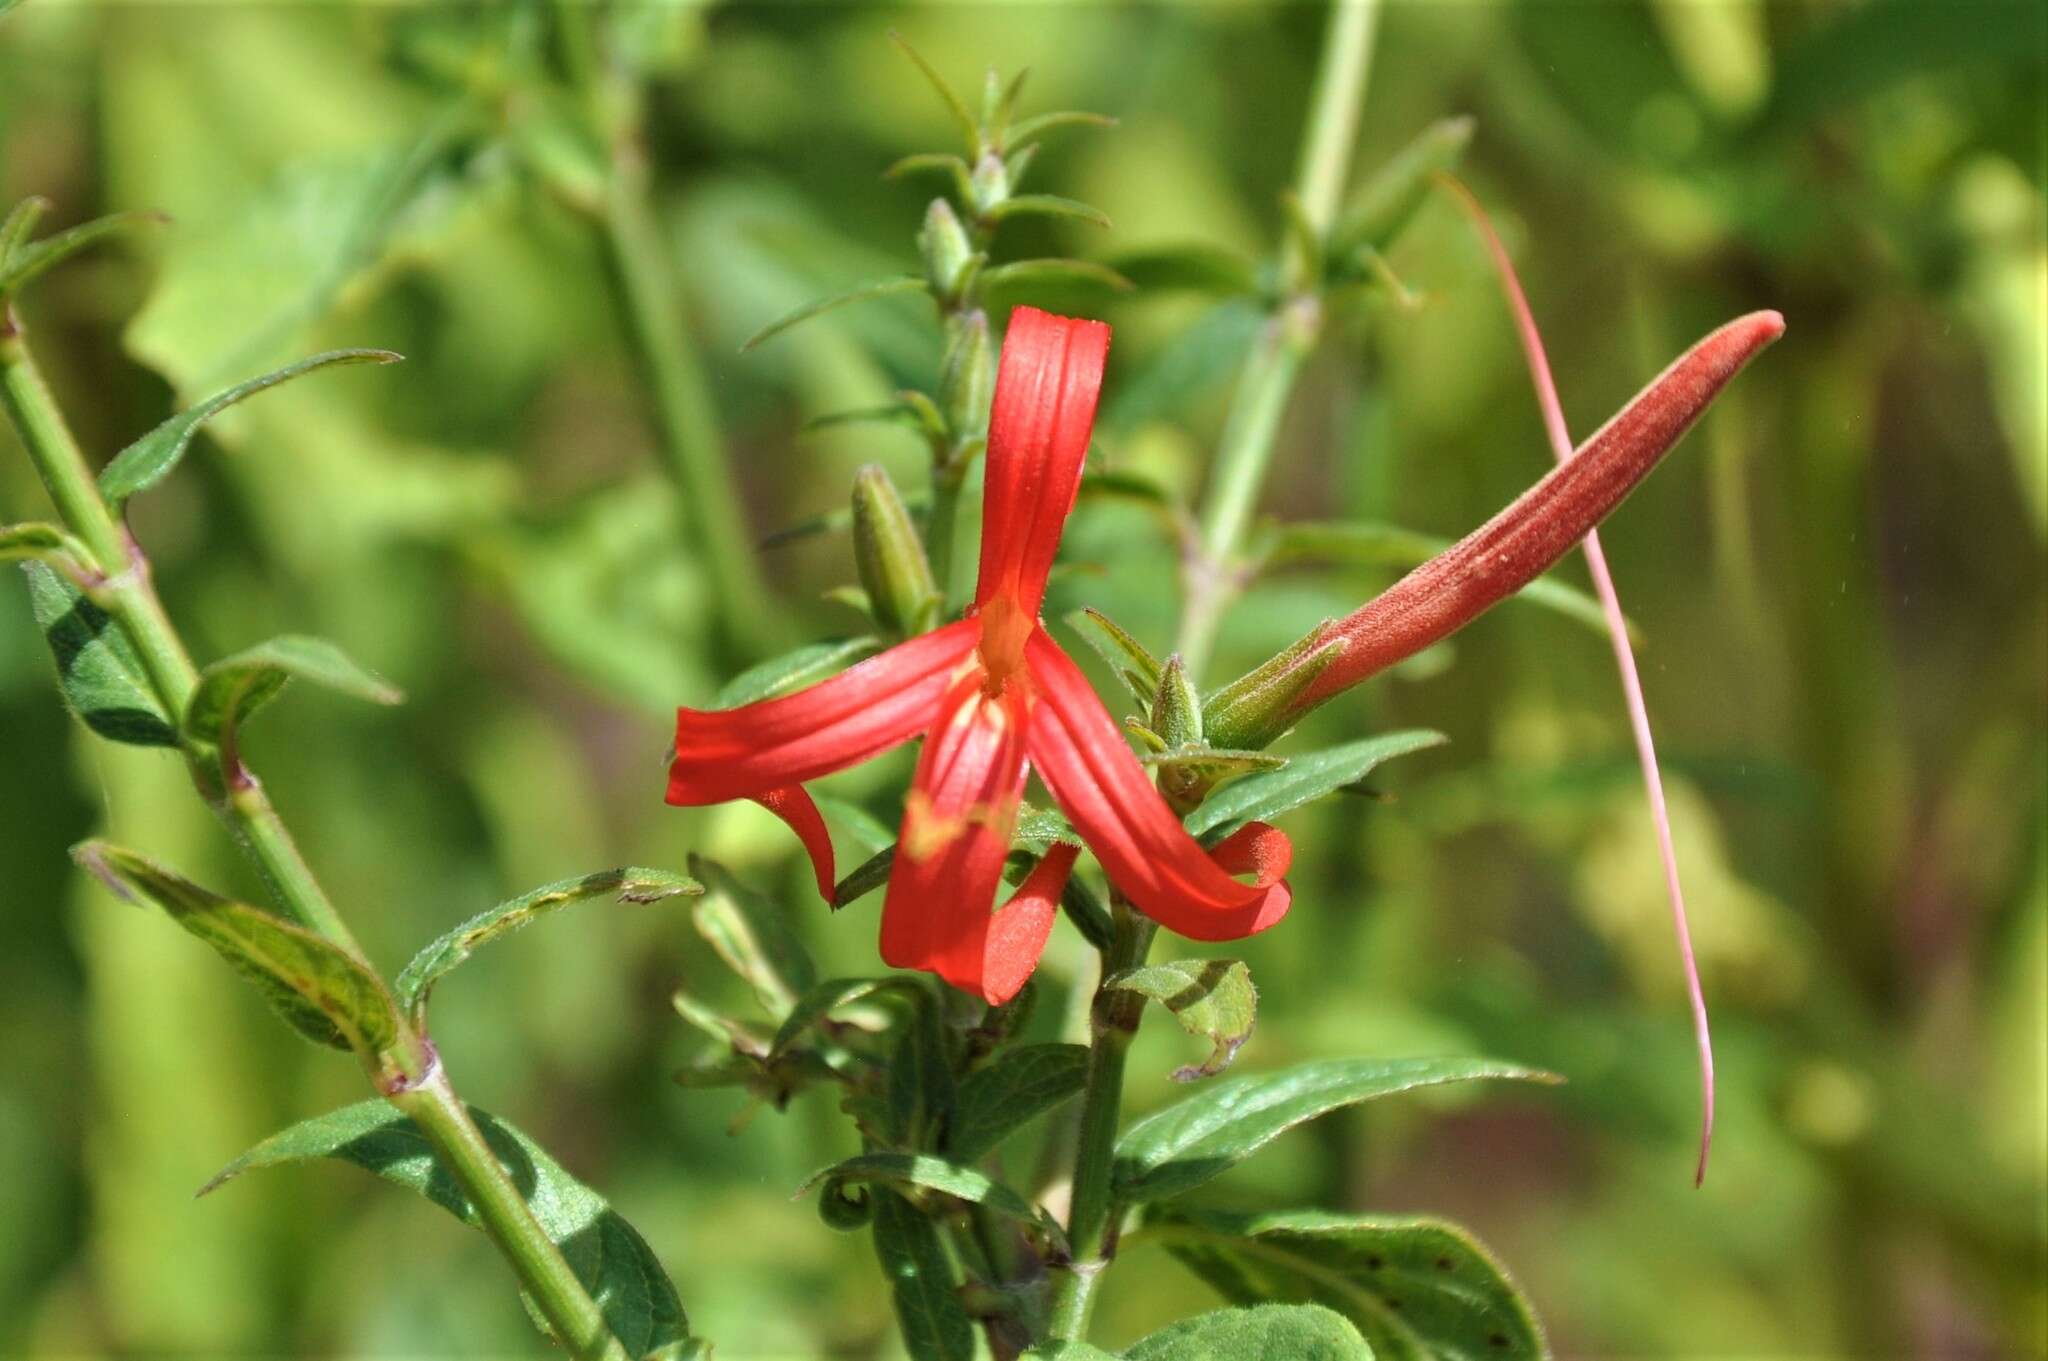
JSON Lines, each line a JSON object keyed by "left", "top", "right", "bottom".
{"left": 851, "top": 464, "right": 942, "bottom": 640}
{"left": 1150, "top": 654, "right": 1203, "bottom": 749}
{"left": 969, "top": 150, "right": 1009, "bottom": 215}
{"left": 918, "top": 198, "right": 975, "bottom": 301}
{"left": 940, "top": 310, "right": 995, "bottom": 438}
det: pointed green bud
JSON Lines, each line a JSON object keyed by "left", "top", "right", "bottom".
{"left": 940, "top": 310, "right": 995, "bottom": 438}
{"left": 918, "top": 198, "right": 975, "bottom": 301}
{"left": 1150, "top": 654, "right": 1203, "bottom": 748}
{"left": 851, "top": 465, "right": 942, "bottom": 640}
{"left": 1200, "top": 621, "right": 1350, "bottom": 751}
{"left": 969, "top": 150, "right": 1010, "bottom": 216}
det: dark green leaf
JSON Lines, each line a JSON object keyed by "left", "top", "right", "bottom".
{"left": 202, "top": 1100, "right": 692, "bottom": 1357}
{"left": 184, "top": 635, "right": 403, "bottom": 760}
{"left": 1066, "top": 606, "right": 1164, "bottom": 707}
{"left": 689, "top": 856, "right": 819, "bottom": 1014}
{"left": 872, "top": 1187, "right": 975, "bottom": 1361}
{"left": 98, "top": 350, "right": 401, "bottom": 507}
{"left": 1110, "top": 243, "right": 1262, "bottom": 297}
{"left": 800, "top": 1153, "right": 1060, "bottom": 1247}
{"left": 0, "top": 209, "right": 164, "bottom": 300}
{"left": 396, "top": 868, "right": 700, "bottom": 1022}
{"left": 1113, "top": 1057, "right": 1558, "bottom": 1203}
{"left": 1124, "top": 1303, "right": 1374, "bottom": 1361}
{"left": 1145, "top": 1208, "right": 1547, "bottom": 1361}
{"left": 715, "top": 636, "right": 880, "bottom": 708}
{"left": 888, "top": 989, "right": 956, "bottom": 1146}
{"left": 832, "top": 843, "right": 898, "bottom": 908}
{"left": 73, "top": 841, "right": 400, "bottom": 1061}
{"left": 1107, "top": 959, "right": 1258, "bottom": 1081}
{"left": 741, "top": 275, "right": 928, "bottom": 352}
{"left": 770, "top": 976, "right": 928, "bottom": 1059}
{"left": 24, "top": 562, "right": 178, "bottom": 747}
{"left": 983, "top": 195, "right": 1112, "bottom": 229}
{"left": 1185, "top": 731, "right": 1447, "bottom": 840}
{"left": 946, "top": 1043, "right": 1090, "bottom": 1162}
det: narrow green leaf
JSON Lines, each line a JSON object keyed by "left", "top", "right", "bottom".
{"left": 885, "top": 152, "right": 975, "bottom": 204}
{"left": 1004, "top": 110, "right": 1117, "bottom": 144}
{"left": 1113, "top": 1057, "right": 1559, "bottom": 1204}
{"left": 832, "top": 843, "right": 898, "bottom": 908}
{"left": 1065, "top": 606, "right": 1164, "bottom": 707}
{"left": 714, "top": 636, "right": 880, "bottom": 708}
{"left": 1100, "top": 300, "right": 1263, "bottom": 436}
{"left": 888, "top": 31, "right": 980, "bottom": 152}
{"left": 979, "top": 258, "right": 1135, "bottom": 294}
{"left": 801, "top": 403, "right": 925, "bottom": 435}
{"left": 0, "top": 209, "right": 165, "bottom": 300}
{"left": 1124, "top": 1303, "right": 1374, "bottom": 1361}
{"left": 1107, "top": 959, "right": 1258, "bottom": 1081}
{"left": 689, "top": 856, "right": 818, "bottom": 1014}
{"left": 872, "top": 1187, "right": 976, "bottom": 1361}
{"left": 73, "top": 841, "right": 400, "bottom": 1061}
{"left": 1110, "top": 243, "right": 1262, "bottom": 298}
{"left": 982, "top": 194, "right": 1111, "bottom": 229}
{"left": 800, "top": 1153, "right": 1061, "bottom": 1248}
{"left": 741, "top": 275, "right": 928, "bottom": 352}
{"left": 770, "top": 976, "right": 928, "bottom": 1059}
{"left": 1185, "top": 731, "right": 1447, "bottom": 840}
{"left": 946, "top": 1042, "right": 1090, "bottom": 1163}
{"left": 1335, "top": 115, "right": 1475, "bottom": 256}
{"left": 1145, "top": 1208, "right": 1548, "bottom": 1361}
{"left": 396, "top": 868, "right": 700, "bottom": 1022}
{"left": 0, "top": 196, "right": 50, "bottom": 268}
{"left": 1, "top": 522, "right": 97, "bottom": 583}
{"left": 24, "top": 562, "right": 178, "bottom": 747}
{"left": 98, "top": 350, "right": 401, "bottom": 507}
{"left": 1261, "top": 521, "right": 1625, "bottom": 640}
{"left": 202, "top": 1100, "right": 692, "bottom": 1356}
{"left": 184, "top": 635, "right": 402, "bottom": 773}
{"left": 888, "top": 989, "right": 956, "bottom": 1145}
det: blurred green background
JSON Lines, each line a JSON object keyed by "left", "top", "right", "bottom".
{"left": 2, "top": 2, "right": 2042, "bottom": 1356}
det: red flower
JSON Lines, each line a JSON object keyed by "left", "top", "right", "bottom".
{"left": 668, "top": 307, "right": 1289, "bottom": 1005}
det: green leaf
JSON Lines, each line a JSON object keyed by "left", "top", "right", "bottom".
{"left": 98, "top": 350, "right": 402, "bottom": 508}
{"left": 888, "top": 989, "right": 957, "bottom": 1146}
{"left": 885, "top": 152, "right": 976, "bottom": 204}
{"left": 1144, "top": 1208, "right": 1547, "bottom": 1361}
{"left": 1260, "top": 522, "right": 1623, "bottom": 640}
{"left": 73, "top": 841, "right": 401, "bottom": 1061}
{"left": 1025, "top": 1345, "right": 1118, "bottom": 1360}
{"left": 979, "top": 258, "right": 1135, "bottom": 294}
{"left": 24, "top": 562, "right": 178, "bottom": 747}
{"left": 184, "top": 634, "right": 403, "bottom": 761}
{"left": 1185, "top": 731, "right": 1447, "bottom": 840}
{"left": 741, "top": 275, "right": 928, "bottom": 352}
{"left": 1003, "top": 110, "right": 1117, "bottom": 145}
{"left": 202, "top": 1100, "right": 692, "bottom": 1357}
{"left": 1334, "top": 116, "right": 1475, "bottom": 256}
{"left": 888, "top": 31, "right": 979, "bottom": 152}
{"left": 1066, "top": 606, "right": 1164, "bottom": 707}
{"left": 0, "top": 196, "right": 50, "bottom": 268}
{"left": 800, "top": 1153, "right": 1061, "bottom": 1248}
{"left": 1109, "top": 243, "right": 1262, "bottom": 298}
{"left": 1124, "top": 1303, "right": 1374, "bottom": 1361}
{"left": 396, "top": 868, "right": 700, "bottom": 1023}
{"left": 946, "top": 1042, "right": 1090, "bottom": 1163}
{"left": 872, "top": 1187, "right": 975, "bottom": 1361}
{"left": 1101, "top": 300, "right": 1263, "bottom": 436}
{"left": 1106, "top": 959, "right": 1258, "bottom": 1081}
{"left": 982, "top": 194, "right": 1112, "bottom": 229}
{"left": 713, "top": 635, "right": 880, "bottom": 708}
{"left": 0, "top": 209, "right": 164, "bottom": 300}
{"left": 1, "top": 522, "right": 97, "bottom": 583}
{"left": 1112, "top": 1057, "right": 1558, "bottom": 1203}
{"left": 769, "top": 976, "right": 929, "bottom": 1060}
{"left": 689, "top": 856, "right": 818, "bottom": 1015}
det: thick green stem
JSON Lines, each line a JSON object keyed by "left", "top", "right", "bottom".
{"left": 927, "top": 460, "right": 968, "bottom": 603}
{"left": 601, "top": 154, "right": 781, "bottom": 657}
{"left": 3, "top": 315, "right": 623, "bottom": 1357}
{"left": 1176, "top": 0, "right": 1381, "bottom": 675}
{"left": 395, "top": 1070, "right": 629, "bottom": 1361}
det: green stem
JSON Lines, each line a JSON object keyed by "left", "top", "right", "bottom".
{"left": 395, "top": 1069, "right": 629, "bottom": 1361}
{"left": 2, "top": 314, "right": 623, "bottom": 1358}
{"left": 927, "top": 459, "right": 968, "bottom": 603}
{"left": 600, "top": 152, "right": 781, "bottom": 657}
{"left": 1046, "top": 904, "right": 1156, "bottom": 1341}
{"left": 1176, "top": 0, "right": 1382, "bottom": 675}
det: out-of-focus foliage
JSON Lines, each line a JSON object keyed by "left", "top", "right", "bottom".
{"left": 1, "top": 1, "right": 2042, "bottom": 1357}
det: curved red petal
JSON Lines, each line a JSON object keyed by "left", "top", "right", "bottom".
{"left": 877, "top": 670, "right": 1033, "bottom": 1001}
{"left": 1023, "top": 628, "right": 1291, "bottom": 942}
{"left": 980, "top": 842, "right": 1079, "bottom": 1006}
{"left": 669, "top": 619, "right": 978, "bottom": 804}
{"left": 974, "top": 306, "right": 1111, "bottom": 616}
{"left": 753, "top": 786, "right": 836, "bottom": 903}
{"left": 1206, "top": 820, "right": 1293, "bottom": 889}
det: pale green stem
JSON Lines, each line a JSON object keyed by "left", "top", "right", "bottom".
{"left": 1177, "top": 0, "right": 1381, "bottom": 674}
{"left": 2, "top": 312, "right": 623, "bottom": 1360}
{"left": 927, "top": 459, "right": 968, "bottom": 603}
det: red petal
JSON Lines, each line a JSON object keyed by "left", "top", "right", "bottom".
{"left": 668, "top": 619, "right": 978, "bottom": 804}
{"left": 974, "top": 306, "right": 1111, "bottom": 616}
{"left": 1206, "top": 820, "right": 1293, "bottom": 888}
{"left": 1023, "top": 628, "right": 1291, "bottom": 942}
{"left": 877, "top": 670, "right": 1035, "bottom": 1002}
{"left": 981, "top": 842, "right": 1079, "bottom": 1006}
{"left": 753, "top": 786, "right": 835, "bottom": 903}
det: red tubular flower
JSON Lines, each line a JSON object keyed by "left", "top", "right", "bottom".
{"left": 668, "top": 307, "right": 1289, "bottom": 1005}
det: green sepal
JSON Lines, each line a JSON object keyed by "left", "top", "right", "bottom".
{"left": 73, "top": 840, "right": 403, "bottom": 1068}
{"left": 24, "top": 562, "right": 179, "bottom": 748}
{"left": 1200, "top": 622, "right": 1348, "bottom": 752}
{"left": 98, "top": 349, "right": 402, "bottom": 508}
{"left": 852, "top": 464, "right": 944, "bottom": 640}
{"left": 1333, "top": 115, "right": 1476, "bottom": 259}
{"left": 1184, "top": 730, "right": 1446, "bottom": 841}
{"left": 741, "top": 275, "right": 928, "bottom": 352}
{"left": 1105, "top": 959, "right": 1258, "bottom": 1081}
{"left": 1150, "top": 654, "right": 1204, "bottom": 748}
{"left": 397, "top": 868, "right": 699, "bottom": 1024}
{"left": 1065, "top": 606, "right": 1163, "bottom": 707}
{"left": 202, "top": 1100, "right": 694, "bottom": 1358}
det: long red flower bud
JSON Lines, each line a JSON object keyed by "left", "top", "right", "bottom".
{"left": 1288, "top": 309, "right": 1784, "bottom": 718}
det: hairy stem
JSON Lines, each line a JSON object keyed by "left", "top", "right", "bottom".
{"left": 1176, "top": 0, "right": 1381, "bottom": 674}
{"left": 2, "top": 313, "right": 622, "bottom": 1358}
